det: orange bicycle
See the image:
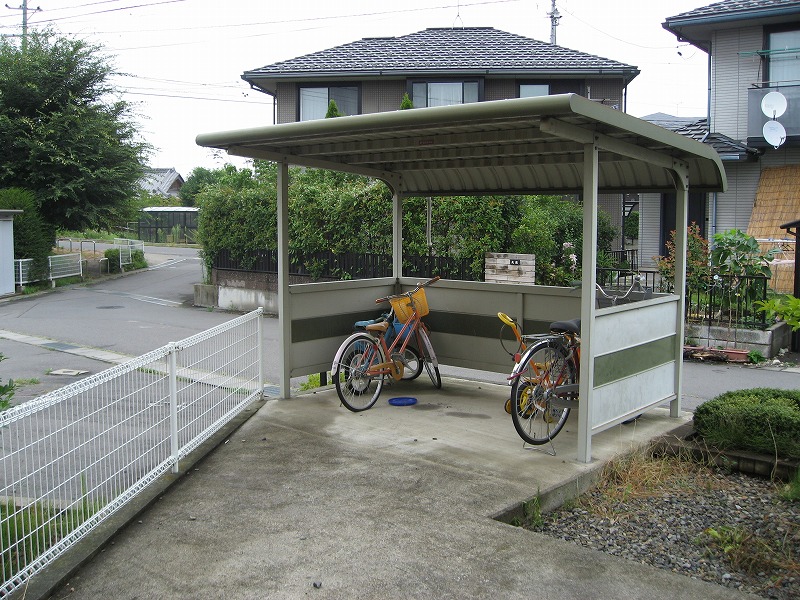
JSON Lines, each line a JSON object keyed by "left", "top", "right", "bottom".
{"left": 331, "top": 277, "right": 441, "bottom": 411}
{"left": 498, "top": 312, "right": 580, "bottom": 445}
{"left": 497, "top": 276, "right": 646, "bottom": 446}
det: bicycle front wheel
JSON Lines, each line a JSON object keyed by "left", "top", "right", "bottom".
{"left": 417, "top": 327, "right": 442, "bottom": 389}
{"left": 398, "top": 345, "right": 423, "bottom": 380}
{"left": 510, "top": 339, "right": 575, "bottom": 445}
{"left": 334, "top": 335, "right": 384, "bottom": 411}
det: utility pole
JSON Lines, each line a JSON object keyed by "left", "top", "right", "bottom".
{"left": 5, "top": 0, "right": 42, "bottom": 51}
{"left": 548, "top": 0, "right": 561, "bottom": 45}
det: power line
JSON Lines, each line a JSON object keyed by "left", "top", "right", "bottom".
{"left": 124, "top": 90, "right": 272, "bottom": 104}
{"left": 0, "top": 0, "right": 188, "bottom": 22}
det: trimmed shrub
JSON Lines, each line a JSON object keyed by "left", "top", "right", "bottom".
{"left": 104, "top": 249, "right": 147, "bottom": 273}
{"left": 693, "top": 388, "right": 800, "bottom": 460}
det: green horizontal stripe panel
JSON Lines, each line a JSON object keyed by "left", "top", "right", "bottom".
{"left": 593, "top": 335, "right": 677, "bottom": 388}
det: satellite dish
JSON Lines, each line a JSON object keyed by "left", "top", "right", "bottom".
{"left": 761, "top": 91, "right": 787, "bottom": 118}
{"left": 763, "top": 120, "right": 787, "bottom": 149}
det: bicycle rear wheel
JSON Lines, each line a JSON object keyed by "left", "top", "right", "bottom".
{"left": 510, "top": 339, "right": 575, "bottom": 445}
{"left": 334, "top": 335, "right": 384, "bottom": 411}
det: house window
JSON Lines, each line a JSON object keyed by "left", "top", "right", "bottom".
{"left": 411, "top": 81, "right": 480, "bottom": 108}
{"left": 519, "top": 83, "right": 550, "bottom": 98}
{"left": 767, "top": 27, "right": 800, "bottom": 86}
{"left": 299, "top": 86, "right": 359, "bottom": 121}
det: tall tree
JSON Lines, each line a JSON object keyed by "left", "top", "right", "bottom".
{"left": 0, "top": 29, "right": 150, "bottom": 230}
{"left": 179, "top": 167, "right": 223, "bottom": 207}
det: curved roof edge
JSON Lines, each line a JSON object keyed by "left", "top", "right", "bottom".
{"left": 197, "top": 94, "right": 726, "bottom": 197}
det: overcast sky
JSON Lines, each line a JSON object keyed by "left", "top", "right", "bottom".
{"left": 2, "top": 0, "right": 711, "bottom": 177}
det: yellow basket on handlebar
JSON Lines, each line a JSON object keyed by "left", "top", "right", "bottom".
{"left": 390, "top": 288, "right": 429, "bottom": 323}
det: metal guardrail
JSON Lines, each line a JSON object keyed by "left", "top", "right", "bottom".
{"left": 14, "top": 254, "right": 83, "bottom": 286}
{"left": 0, "top": 308, "right": 265, "bottom": 597}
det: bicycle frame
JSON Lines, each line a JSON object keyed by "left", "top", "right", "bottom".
{"left": 331, "top": 295, "right": 436, "bottom": 381}
{"left": 509, "top": 332, "right": 581, "bottom": 401}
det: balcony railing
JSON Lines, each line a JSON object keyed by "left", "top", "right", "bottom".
{"left": 747, "top": 84, "right": 800, "bottom": 144}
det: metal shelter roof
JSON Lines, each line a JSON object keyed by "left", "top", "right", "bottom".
{"left": 196, "top": 94, "right": 726, "bottom": 197}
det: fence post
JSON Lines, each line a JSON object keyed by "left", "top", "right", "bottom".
{"left": 168, "top": 343, "right": 180, "bottom": 474}
{"left": 257, "top": 307, "right": 265, "bottom": 397}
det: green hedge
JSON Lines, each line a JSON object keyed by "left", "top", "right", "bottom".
{"left": 104, "top": 249, "right": 147, "bottom": 273}
{"left": 693, "top": 388, "right": 800, "bottom": 460}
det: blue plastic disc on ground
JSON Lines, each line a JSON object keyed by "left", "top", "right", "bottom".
{"left": 388, "top": 396, "right": 417, "bottom": 406}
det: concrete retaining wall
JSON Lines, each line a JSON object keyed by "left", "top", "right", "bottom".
{"left": 684, "top": 321, "right": 791, "bottom": 358}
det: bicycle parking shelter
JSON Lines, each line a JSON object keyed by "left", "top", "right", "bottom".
{"left": 197, "top": 94, "right": 726, "bottom": 462}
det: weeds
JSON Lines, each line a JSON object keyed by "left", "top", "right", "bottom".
{"left": 700, "top": 524, "right": 799, "bottom": 577}
{"left": 522, "top": 493, "right": 543, "bottom": 528}
{"left": 780, "top": 469, "right": 800, "bottom": 502}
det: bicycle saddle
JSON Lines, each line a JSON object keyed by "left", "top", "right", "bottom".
{"left": 549, "top": 318, "right": 581, "bottom": 335}
{"left": 365, "top": 321, "right": 390, "bottom": 333}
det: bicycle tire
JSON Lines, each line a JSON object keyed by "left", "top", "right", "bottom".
{"left": 398, "top": 345, "right": 423, "bottom": 380}
{"left": 510, "top": 339, "right": 575, "bottom": 445}
{"left": 423, "top": 359, "right": 442, "bottom": 389}
{"left": 416, "top": 327, "right": 442, "bottom": 389}
{"left": 334, "top": 334, "right": 384, "bottom": 411}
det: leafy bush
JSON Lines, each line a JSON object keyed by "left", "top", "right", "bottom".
{"left": 653, "top": 222, "right": 709, "bottom": 293}
{"left": 0, "top": 187, "right": 55, "bottom": 281}
{"left": 756, "top": 294, "right": 800, "bottom": 331}
{"left": 104, "top": 249, "right": 147, "bottom": 273}
{"left": 693, "top": 388, "right": 800, "bottom": 460}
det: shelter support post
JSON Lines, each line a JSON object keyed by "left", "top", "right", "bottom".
{"left": 393, "top": 193, "right": 403, "bottom": 279}
{"left": 577, "top": 142, "right": 599, "bottom": 464}
{"left": 278, "top": 161, "right": 291, "bottom": 398}
{"left": 671, "top": 165, "right": 690, "bottom": 417}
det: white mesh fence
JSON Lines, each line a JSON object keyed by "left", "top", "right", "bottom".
{"left": 48, "top": 254, "right": 82, "bottom": 280}
{"left": 0, "top": 308, "right": 264, "bottom": 596}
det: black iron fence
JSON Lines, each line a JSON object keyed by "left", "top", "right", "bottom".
{"left": 596, "top": 269, "right": 769, "bottom": 330}
{"left": 607, "top": 249, "right": 639, "bottom": 271}
{"left": 685, "top": 274, "right": 769, "bottom": 330}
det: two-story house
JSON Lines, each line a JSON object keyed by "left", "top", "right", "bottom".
{"left": 646, "top": 0, "right": 800, "bottom": 286}
{"left": 242, "top": 26, "right": 640, "bottom": 250}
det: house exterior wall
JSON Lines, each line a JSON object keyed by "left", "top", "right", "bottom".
{"left": 485, "top": 79, "right": 515, "bottom": 101}
{"left": 711, "top": 26, "right": 762, "bottom": 140}
{"left": 712, "top": 160, "right": 760, "bottom": 236}
{"left": 276, "top": 82, "right": 297, "bottom": 124}
{"left": 585, "top": 78, "right": 625, "bottom": 109}
{"left": 274, "top": 77, "right": 628, "bottom": 123}
{"left": 639, "top": 192, "right": 662, "bottom": 270}
{"left": 598, "top": 193, "right": 622, "bottom": 250}
{"left": 362, "top": 80, "right": 407, "bottom": 113}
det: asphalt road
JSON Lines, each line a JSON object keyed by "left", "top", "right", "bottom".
{"left": 1, "top": 244, "right": 798, "bottom": 410}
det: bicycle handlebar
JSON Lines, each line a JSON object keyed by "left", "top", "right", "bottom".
{"left": 594, "top": 274, "right": 644, "bottom": 305}
{"left": 375, "top": 275, "right": 440, "bottom": 304}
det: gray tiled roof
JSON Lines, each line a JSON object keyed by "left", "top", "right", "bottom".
{"left": 667, "top": 0, "right": 800, "bottom": 22}
{"left": 642, "top": 115, "right": 760, "bottom": 160}
{"left": 244, "top": 27, "right": 638, "bottom": 78}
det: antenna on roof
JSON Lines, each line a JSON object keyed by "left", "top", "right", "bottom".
{"left": 548, "top": 0, "right": 561, "bottom": 45}
{"left": 453, "top": 0, "right": 464, "bottom": 28}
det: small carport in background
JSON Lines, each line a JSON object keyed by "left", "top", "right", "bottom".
{"left": 196, "top": 94, "right": 726, "bottom": 462}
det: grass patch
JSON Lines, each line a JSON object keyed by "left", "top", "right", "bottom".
{"left": 780, "top": 468, "right": 800, "bottom": 502}
{"left": 57, "top": 229, "right": 124, "bottom": 241}
{"left": 1, "top": 493, "right": 105, "bottom": 585}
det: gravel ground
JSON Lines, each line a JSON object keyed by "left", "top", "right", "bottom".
{"left": 529, "top": 463, "right": 799, "bottom": 599}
